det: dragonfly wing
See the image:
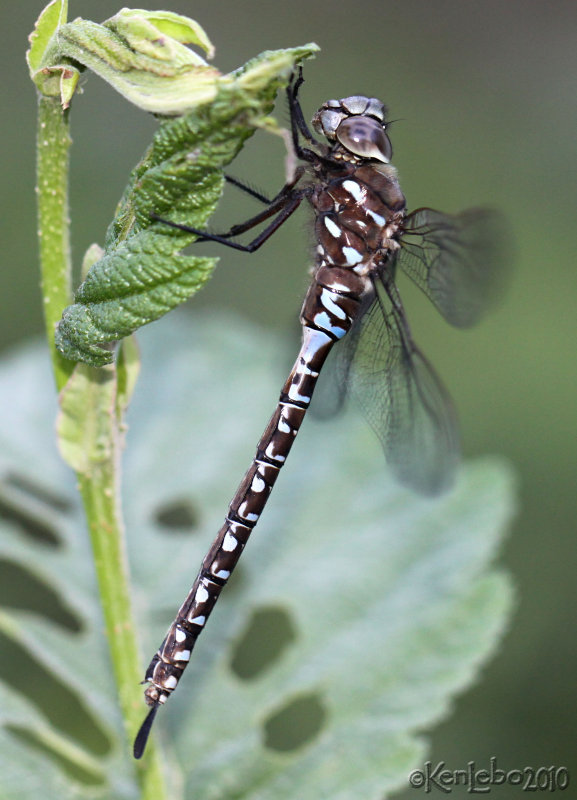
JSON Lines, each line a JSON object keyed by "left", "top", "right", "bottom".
{"left": 347, "top": 279, "right": 460, "bottom": 494}
{"left": 399, "top": 207, "right": 510, "bottom": 328}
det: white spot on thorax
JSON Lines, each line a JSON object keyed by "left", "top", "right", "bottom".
{"left": 353, "top": 262, "right": 373, "bottom": 276}
{"left": 324, "top": 216, "right": 341, "bottom": 238}
{"left": 342, "top": 246, "right": 364, "bottom": 266}
{"left": 367, "top": 208, "right": 387, "bottom": 227}
{"left": 342, "top": 179, "right": 365, "bottom": 203}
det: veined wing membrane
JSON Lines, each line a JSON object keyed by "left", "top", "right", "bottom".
{"left": 399, "top": 207, "right": 509, "bottom": 328}
{"left": 343, "top": 278, "right": 459, "bottom": 495}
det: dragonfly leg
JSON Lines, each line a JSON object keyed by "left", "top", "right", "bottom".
{"left": 221, "top": 165, "right": 306, "bottom": 236}
{"left": 152, "top": 67, "right": 321, "bottom": 247}
{"left": 288, "top": 67, "right": 320, "bottom": 152}
{"left": 152, "top": 190, "right": 305, "bottom": 253}
{"left": 223, "top": 67, "right": 320, "bottom": 202}
{"left": 287, "top": 69, "right": 346, "bottom": 172}
{"left": 224, "top": 174, "right": 272, "bottom": 205}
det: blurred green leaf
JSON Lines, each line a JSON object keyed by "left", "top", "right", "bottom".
{"left": 0, "top": 314, "right": 514, "bottom": 798}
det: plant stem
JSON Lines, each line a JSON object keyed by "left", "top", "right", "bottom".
{"left": 36, "top": 96, "right": 75, "bottom": 391}
{"left": 77, "top": 454, "right": 166, "bottom": 798}
{"left": 36, "top": 95, "right": 167, "bottom": 798}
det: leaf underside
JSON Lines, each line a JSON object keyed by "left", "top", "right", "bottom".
{"left": 0, "top": 313, "right": 515, "bottom": 799}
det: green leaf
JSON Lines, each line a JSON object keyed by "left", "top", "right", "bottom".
{"left": 56, "top": 361, "right": 118, "bottom": 473}
{"left": 54, "top": 44, "right": 318, "bottom": 367}
{"left": 111, "top": 9, "right": 216, "bottom": 62}
{"left": 27, "top": 4, "right": 318, "bottom": 115}
{"left": 116, "top": 336, "right": 141, "bottom": 419}
{"left": 27, "top": 5, "right": 219, "bottom": 112}
{"left": 26, "top": 0, "right": 68, "bottom": 75}
{"left": 56, "top": 335, "right": 140, "bottom": 472}
{"left": 0, "top": 314, "right": 515, "bottom": 799}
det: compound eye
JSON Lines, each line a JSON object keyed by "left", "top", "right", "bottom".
{"left": 335, "top": 116, "right": 392, "bottom": 162}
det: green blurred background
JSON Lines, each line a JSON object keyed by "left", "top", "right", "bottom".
{"left": 3, "top": 0, "right": 576, "bottom": 793}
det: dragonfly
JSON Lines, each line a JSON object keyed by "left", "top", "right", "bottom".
{"left": 134, "top": 68, "right": 505, "bottom": 757}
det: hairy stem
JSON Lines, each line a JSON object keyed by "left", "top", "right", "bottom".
{"left": 36, "top": 96, "right": 74, "bottom": 391}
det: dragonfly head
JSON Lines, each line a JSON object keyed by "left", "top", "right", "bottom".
{"left": 312, "top": 96, "right": 392, "bottom": 164}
